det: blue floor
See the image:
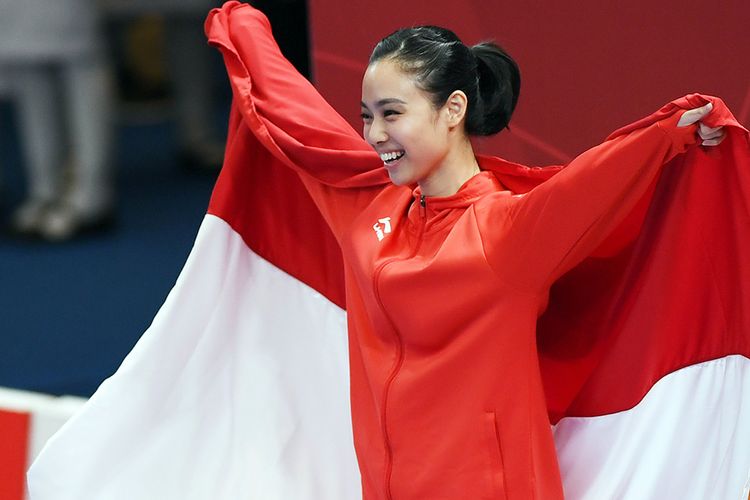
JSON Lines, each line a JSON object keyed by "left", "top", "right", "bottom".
{"left": 0, "top": 104, "right": 221, "bottom": 397}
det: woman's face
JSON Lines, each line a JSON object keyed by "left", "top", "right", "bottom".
{"left": 361, "top": 59, "right": 453, "bottom": 187}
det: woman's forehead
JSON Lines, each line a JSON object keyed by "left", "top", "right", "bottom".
{"left": 361, "top": 60, "right": 424, "bottom": 106}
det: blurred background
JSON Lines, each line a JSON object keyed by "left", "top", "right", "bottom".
{"left": 0, "top": 0, "right": 748, "bottom": 497}
{"left": 0, "top": 0, "right": 310, "bottom": 398}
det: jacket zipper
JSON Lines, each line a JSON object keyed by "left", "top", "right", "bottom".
{"left": 372, "top": 194, "right": 427, "bottom": 499}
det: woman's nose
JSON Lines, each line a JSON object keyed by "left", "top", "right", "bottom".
{"left": 365, "top": 120, "right": 387, "bottom": 145}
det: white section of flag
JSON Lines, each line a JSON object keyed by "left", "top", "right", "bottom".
{"left": 554, "top": 355, "right": 750, "bottom": 500}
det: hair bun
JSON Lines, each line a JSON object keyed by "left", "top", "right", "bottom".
{"left": 468, "top": 42, "right": 521, "bottom": 135}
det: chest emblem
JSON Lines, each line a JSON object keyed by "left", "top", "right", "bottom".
{"left": 373, "top": 217, "right": 392, "bottom": 241}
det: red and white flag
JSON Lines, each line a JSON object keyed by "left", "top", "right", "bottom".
{"left": 27, "top": 3, "right": 750, "bottom": 499}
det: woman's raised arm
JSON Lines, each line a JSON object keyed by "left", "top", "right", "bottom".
{"left": 205, "top": 1, "right": 389, "bottom": 239}
{"left": 481, "top": 100, "right": 717, "bottom": 292}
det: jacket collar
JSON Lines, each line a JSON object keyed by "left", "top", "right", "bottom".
{"left": 411, "top": 171, "right": 503, "bottom": 212}
{"left": 405, "top": 155, "right": 559, "bottom": 229}
{"left": 406, "top": 170, "right": 504, "bottom": 231}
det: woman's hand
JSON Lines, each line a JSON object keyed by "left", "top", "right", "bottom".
{"left": 677, "top": 102, "right": 726, "bottom": 146}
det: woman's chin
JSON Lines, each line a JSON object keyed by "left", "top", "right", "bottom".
{"left": 385, "top": 167, "right": 413, "bottom": 187}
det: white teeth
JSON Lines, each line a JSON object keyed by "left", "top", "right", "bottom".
{"left": 380, "top": 151, "right": 405, "bottom": 162}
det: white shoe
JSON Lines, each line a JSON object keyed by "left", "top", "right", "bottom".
{"left": 37, "top": 202, "right": 115, "bottom": 242}
{"left": 10, "top": 198, "right": 52, "bottom": 234}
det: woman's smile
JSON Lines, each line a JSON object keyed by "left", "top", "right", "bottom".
{"left": 380, "top": 150, "right": 406, "bottom": 166}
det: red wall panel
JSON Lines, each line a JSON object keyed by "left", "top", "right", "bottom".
{"left": 309, "top": 0, "right": 749, "bottom": 166}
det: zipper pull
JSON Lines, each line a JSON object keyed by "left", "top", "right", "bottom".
{"left": 420, "top": 194, "right": 426, "bottom": 207}
{"left": 419, "top": 194, "right": 426, "bottom": 219}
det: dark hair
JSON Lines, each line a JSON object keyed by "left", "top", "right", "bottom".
{"left": 369, "top": 26, "right": 520, "bottom": 136}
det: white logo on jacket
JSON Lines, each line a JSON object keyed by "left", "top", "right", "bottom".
{"left": 373, "top": 217, "right": 392, "bottom": 241}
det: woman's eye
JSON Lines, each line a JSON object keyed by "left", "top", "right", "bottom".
{"left": 360, "top": 112, "right": 372, "bottom": 121}
{"left": 383, "top": 110, "right": 400, "bottom": 117}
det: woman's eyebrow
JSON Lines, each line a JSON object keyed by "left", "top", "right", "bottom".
{"left": 360, "top": 98, "right": 407, "bottom": 109}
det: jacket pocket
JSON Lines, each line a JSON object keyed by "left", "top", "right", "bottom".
{"left": 483, "top": 411, "right": 509, "bottom": 500}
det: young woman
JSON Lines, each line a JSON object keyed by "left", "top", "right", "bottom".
{"left": 204, "top": 3, "right": 723, "bottom": 499}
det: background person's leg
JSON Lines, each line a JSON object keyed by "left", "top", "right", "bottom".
{"left": 10, "top": 64, "right": 64, "bottom": 234}
{"left": 40, "top": 54, "right": 115, "bottom": 240}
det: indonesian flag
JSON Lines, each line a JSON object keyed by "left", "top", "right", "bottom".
{"left": 27, "top": 3, "right": 750, "bottom": 499}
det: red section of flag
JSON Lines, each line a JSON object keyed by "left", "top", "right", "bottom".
{"left": 208, "top": 106, "right": 348, "bottom": 309}
{"left": 0, "top": 409, "right": 30, "bottom": 500}
{"left": 537, "top": 96, "right": 750, "bottom": 421}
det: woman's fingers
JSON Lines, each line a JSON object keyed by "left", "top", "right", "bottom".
{"left": 676, "top": 102, "right": 725, "bottom": 146}
{"left": 699, "top": 123, "right": 723, "bottom": 139}
{"left": 698, "top": 122, "right": 726, "bottom": 145}
{"left": 677, "top": 102, "right": 713, "bottom": 127}
{"left": 701, "top": 136, "right": 725, "bottom": 146}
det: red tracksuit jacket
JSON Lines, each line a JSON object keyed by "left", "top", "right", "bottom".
{"left": 206, "top": 3, "right": 702, "bottom": 498}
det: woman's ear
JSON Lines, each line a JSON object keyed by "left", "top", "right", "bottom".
{"left": 444, "top": 90, "right": 469, "bottom": 128}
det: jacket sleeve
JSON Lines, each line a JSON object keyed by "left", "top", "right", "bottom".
{"left": 483, "top": 112, "right": 699, "bottom": 292}
{"left": 205, "top": 1, "right": 389, "bottom": 240}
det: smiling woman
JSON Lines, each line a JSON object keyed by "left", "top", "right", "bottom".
{"left": 361, "top": 59, "right": 478, "bottom": 193}
{"left": 360, "top": 27, "right": 519, "bottom": 196}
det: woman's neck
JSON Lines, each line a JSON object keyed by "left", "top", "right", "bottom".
{"left": 418, "top": 139, "right": 480, "bottom": 197}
